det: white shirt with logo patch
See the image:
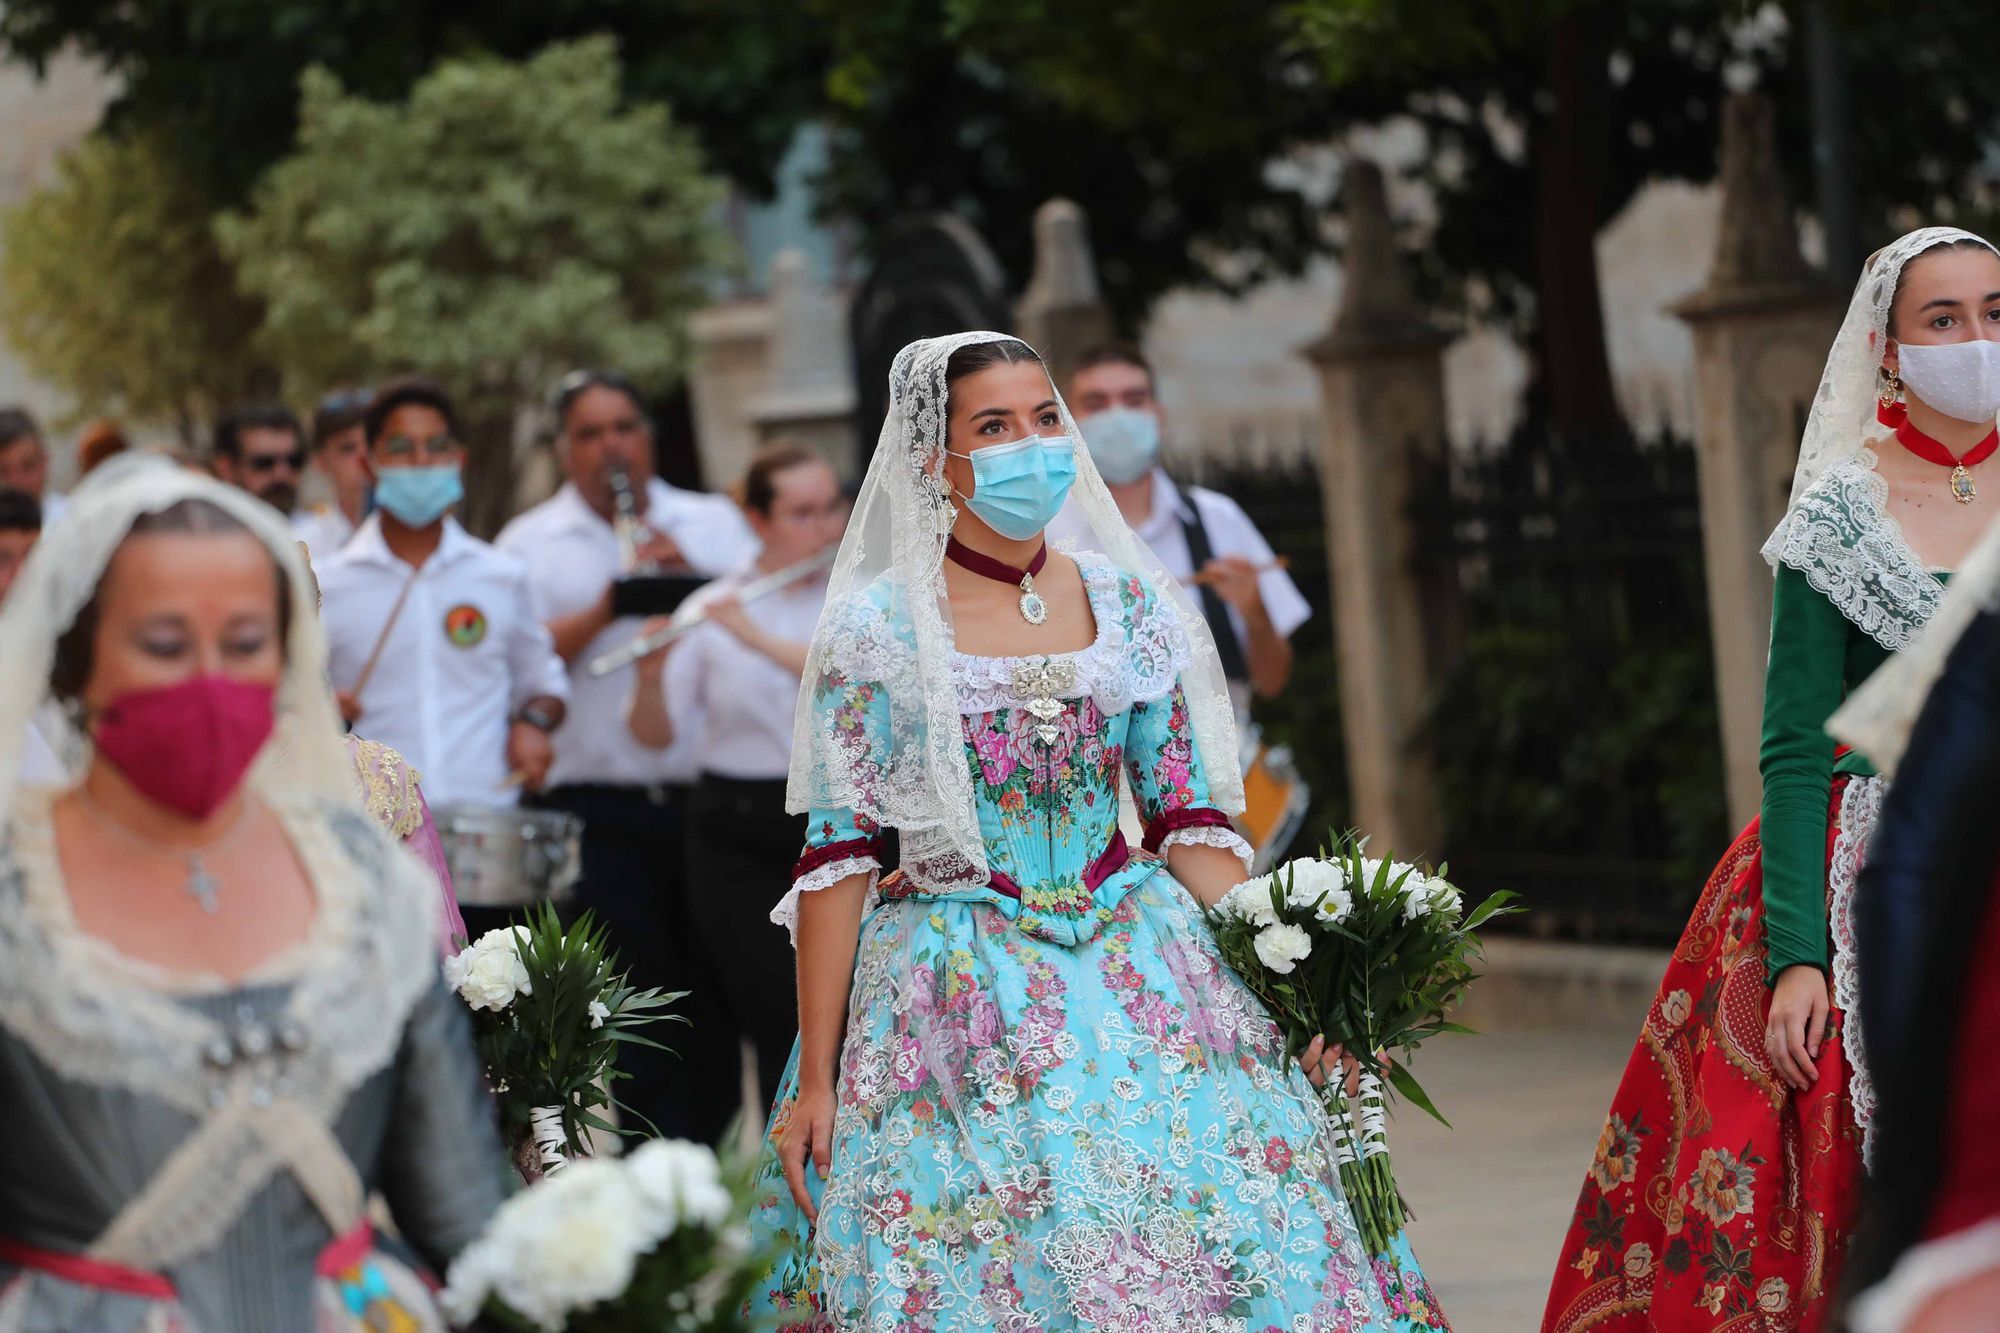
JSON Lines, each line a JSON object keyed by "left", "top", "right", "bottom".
{"left": 318, "top": 514, "right": 570, "bottom": 808}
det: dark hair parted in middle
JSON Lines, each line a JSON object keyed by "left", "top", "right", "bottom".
{"left": 364, "top": 377, "right": 461, "bottom": 446}
{"left": 49, "top": 498, "right": 294, "bottom": 701}
{"left": 212, "top": 403, "right": 304, "bottom": 462}
{"left": 943, "top": 339, "right": 1043, "bottom": 391}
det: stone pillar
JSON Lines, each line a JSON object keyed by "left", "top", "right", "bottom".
{"left": 1672, "top": 93, "right": 1845, "bottom": 827}
{"left": 687, "top": 298, "right": 775, "bottom": 490}
{"left": 747, "top": 248, "right": 860, "bottom": 471}
{"left": 1015, "top": 199, "right": 1113, "bottom": 387}
{"left": 1305, "top": 160, "right": 1453, "bottom": 858}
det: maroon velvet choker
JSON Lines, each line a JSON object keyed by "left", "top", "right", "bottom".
{"left": 946, "top": 536, "right": 1050, "bottom": 624}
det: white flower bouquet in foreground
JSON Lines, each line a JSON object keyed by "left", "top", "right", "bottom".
{"left": 445, "top": 904, "right": 684, "bottom": 1177}
{"left": 1207, "top": 831, "right": 1519, "bottom": 1253}
{"left": 443, "top": 1136, "right": 765, "bottom": 1333}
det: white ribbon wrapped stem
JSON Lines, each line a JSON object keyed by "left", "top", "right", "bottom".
{"left": 529, "top": 1104, "right": 573, "bottom": 1173}
{"left": 1356, "top": 1069, "right": 1391, "bottom": 1160}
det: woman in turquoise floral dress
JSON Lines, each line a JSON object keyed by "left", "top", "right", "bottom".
{"left": 744, "top": 332, "right": 1449, "bottom": 1332}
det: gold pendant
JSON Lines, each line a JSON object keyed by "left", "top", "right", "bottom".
{"left": 1953, "top": 463, "right": 1978, "bottom": 505}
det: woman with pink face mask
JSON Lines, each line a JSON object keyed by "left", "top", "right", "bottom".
{"left": 0, "top": 457, "right": 503, "bottom": 1330}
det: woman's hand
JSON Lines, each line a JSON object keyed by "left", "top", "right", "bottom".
{"left": 1766, "top": 963, "right": 1830, "bottom": 1091}
{"left": 1300, "top": 1035, "right": 1362, "bottom": 1099}
{"left": 779, "top": 1080, "right": 837, "bottom": 1223}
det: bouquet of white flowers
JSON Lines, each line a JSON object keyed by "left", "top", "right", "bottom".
{"left": 445, "top": 904, "right": 684, "bottom": 1177}
{"left": 442, "top": 1137, "right": 763, "bottom": 1333}
{"left": 1206, "top": 832, "right": 1518, "bottom": 1254}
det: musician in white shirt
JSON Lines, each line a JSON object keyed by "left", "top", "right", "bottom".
{"left": 627, "top": 443, "right": 842, "bottom": 1108}
{"left": 493, "top": 369, "right": 756, "bottom": 1144}
{"left": 1049, "top": 343, "right": 1311, "bottom": 716}
{"left": 318, "top": 378, "right": 570, "bottom": 808}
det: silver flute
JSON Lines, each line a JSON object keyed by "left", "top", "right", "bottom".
{"left": 586, "top": 546, "right": 838, "bottom": 676}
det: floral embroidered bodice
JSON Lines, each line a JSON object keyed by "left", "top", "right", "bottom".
{"left": 781, "top": 557, "right": 1247, "bottom": 947}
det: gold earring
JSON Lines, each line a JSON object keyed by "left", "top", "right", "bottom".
{"left": 1880, "top": 368, "right": 1903, "bottom": 407}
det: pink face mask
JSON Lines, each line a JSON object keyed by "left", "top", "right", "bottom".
{"left": 93, "top": 677, "right": 277, "bottom": 820}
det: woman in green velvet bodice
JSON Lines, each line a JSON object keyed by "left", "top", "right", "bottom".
{"left": 1544, "top": 228, "right": 2000, "bottom": 1333}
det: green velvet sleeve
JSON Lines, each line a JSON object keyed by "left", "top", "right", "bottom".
{"left": 1757, "top": 565, "right": 1851, "bottom": 983}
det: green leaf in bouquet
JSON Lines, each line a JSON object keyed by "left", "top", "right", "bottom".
{"left": 1386, "top": 1060, "right": 1452, "bottom": 1129}
{"left": 1461, "top": 888, "right": 1525, "bottom": 931}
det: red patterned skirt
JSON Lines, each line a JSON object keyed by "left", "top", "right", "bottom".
{"left": 1541, "top": 779, "right": 1871, "bottom": 1332}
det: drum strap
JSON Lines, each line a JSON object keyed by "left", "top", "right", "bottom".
{"left": 350, "top": 567, "right": 421, "bottom": 701}
{"left": 1175, "top": 484, "right": 1251, "bottom": 684}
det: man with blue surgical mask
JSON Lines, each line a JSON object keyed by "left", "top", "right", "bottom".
{"left": 1052, "top": 343, "right": 1310, "bottom": 712}
{"left": 318, "top": 377, "right": 569, "bottom": 807}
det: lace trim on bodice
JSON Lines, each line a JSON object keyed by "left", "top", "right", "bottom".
{"left": 1765, "top": 450, "right": 1944, "bottom": 652}
{"left": 949, "top": 556, "right": 1190, "bottom": 715}
{"left": 0, "top": 790, "right": 438, "bottom": 1116}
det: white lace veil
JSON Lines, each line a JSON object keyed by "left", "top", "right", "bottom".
{"left": 1760, "top": 225, "right": 1999, "bottom": 567}
{"left": 0, "top": 454, "right": 353, "bottom": 823}
{"left": 786, "top": 332, "right": 1242, "bottom": 889}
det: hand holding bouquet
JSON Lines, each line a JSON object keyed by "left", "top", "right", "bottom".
{"left": 1206, "top": 833, "right": 1519, "bottom": 1253}
{"left": 445, "top": 904, "right": 685, "bottom": 1176}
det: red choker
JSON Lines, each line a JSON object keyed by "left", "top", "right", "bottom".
{"left": 1878, "top": 400, "right": 1996, "bottom": 504}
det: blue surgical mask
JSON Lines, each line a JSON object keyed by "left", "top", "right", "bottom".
{"left": 948, "top": 435, "right": 1077, "bottom": 541}
{"left": 1080, "top": 407, "right": 1161, "bottom": 485}
{"left": 373, "top": 464, "right": 463, "bottom": 527}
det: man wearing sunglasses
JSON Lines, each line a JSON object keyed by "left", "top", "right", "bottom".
{"left": 211, "top": 402, "right": 308, "bottom": 517}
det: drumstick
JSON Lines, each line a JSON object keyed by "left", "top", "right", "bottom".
{"left": 1189, "top": 556, "right": 1291, "bottom": 587}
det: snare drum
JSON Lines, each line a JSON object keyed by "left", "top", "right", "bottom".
{"left": 432, "top": 804, "right": 584, "bottom": 909}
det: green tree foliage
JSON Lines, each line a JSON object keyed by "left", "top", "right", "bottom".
{"left": 220, "top": 36, "right": 727, "bottom": 398}
{"left": 0, "top": 130, "right": 264, "bottom": 442}
{"left": 217, "top": 37, "right": 730, "bottom": 526}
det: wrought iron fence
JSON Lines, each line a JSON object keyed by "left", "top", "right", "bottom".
{"left": 1190, "top": 425, "right": 1728, "bottom": 946}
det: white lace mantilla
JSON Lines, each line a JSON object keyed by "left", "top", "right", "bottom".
{"left": 1828, "top": 774, "right": 1884, "bottom": 1164}
{"left": 0, "top": 791, "right": 439, "bottom": 1267}
{"left": 1766, "top": 452, "right": 1944, "bottom": 652}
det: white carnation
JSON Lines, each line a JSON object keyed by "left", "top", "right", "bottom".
{"left": 1217, "top": 876, "right": 1279, "bottom": 928}
{"left": 1399, "top": 874, "right": 1462, "bottom": 924}
{"left": 1280, "top": 858, "right": 1351, "bottom": 923}
{"left": 445, "top": 926, "right": 535, "bottom": 1011}
{"left": 1252, "top": 923, "right": 1314, "bottom": 975}
{"left": 442, "top": 1159, "right": 649, "bottom": 1329}
{"left": 587, "top": 999, "right": 610, "bottom": 1029}
{"left": 626, "top": 1137, "right": 733, "bottom": 1235}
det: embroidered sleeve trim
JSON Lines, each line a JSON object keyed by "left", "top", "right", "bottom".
{"left": 1142, "top": 805, "right": 1235, "bottom": 854}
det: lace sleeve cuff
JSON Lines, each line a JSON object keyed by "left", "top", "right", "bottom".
{"left": 772, "top": 847, "right": 884, "bottom": 945}
{"left": 1160, "top": 824, "right": 1254, "bottom": 870}
{"left": 1142, "top": 805, "right": 1236, "bottom": 854}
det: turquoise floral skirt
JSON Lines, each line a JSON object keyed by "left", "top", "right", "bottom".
{"left": 744, "top": 874, "right": 1449, "bottom": 1331}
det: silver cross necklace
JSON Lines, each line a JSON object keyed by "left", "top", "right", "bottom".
{"left": 75, "top": 786, "right": 256, "bottom": 915}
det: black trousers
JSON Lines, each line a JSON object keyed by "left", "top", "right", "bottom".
{"left": 534, "top": 782, "right": 740, "bottom": 1145}
{"left": 684, "top": 774, "right": 805, "bottom": 1110}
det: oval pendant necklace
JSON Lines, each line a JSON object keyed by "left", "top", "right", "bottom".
{"left": 1893, "top": 414, "right": 1999, "bottom": 505}
{"left": 946, "top": 536, "right": 1050, "bottom": 624}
